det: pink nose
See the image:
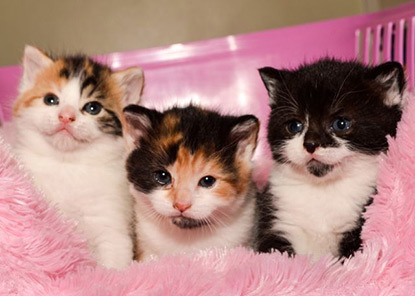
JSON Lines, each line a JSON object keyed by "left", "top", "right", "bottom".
{"left": 58, "top": 106, "right": 76, "bottom": 124}
{"left": 173, "top": 202, "right": 191, "bottom": 212}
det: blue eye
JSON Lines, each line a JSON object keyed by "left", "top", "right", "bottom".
{"left": 43, "top": 94, "right": 59, "bottom": 106}
{"left": 154, "top": 170, "right": 171, "bottom": 186}
{"left": 198, "top": 176, "right": 216, "bottom": 188}
{"left": 332, "top": 118, "right": 351, "bottom": 132}
{"left": 83, "top": 101, "right": 102, "bottom": 115}
{"left": 287, "top": 120, "right": 303, "bottom": 134}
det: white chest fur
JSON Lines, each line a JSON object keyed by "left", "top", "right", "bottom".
{"left": 269, "top": 155, "right": 379, "bottom": 259}
{"left": 15, "top": 136, "right": 134, "bottom": 269}
{"left": 134, "top": 192, "right": 255, "bottom": 260}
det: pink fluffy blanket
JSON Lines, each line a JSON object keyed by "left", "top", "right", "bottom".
{"left": 1, "top": 98, "right": 415, "bottom": 296}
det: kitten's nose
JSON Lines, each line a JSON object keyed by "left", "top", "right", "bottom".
{"left": 304, "top": 142, "right": 319, "bottom": 154}
{"left": 173, "top": 202, "right": 191, "bottom": 212}
{"left": 59, "top": 106, "right": 76, "bottom": 124}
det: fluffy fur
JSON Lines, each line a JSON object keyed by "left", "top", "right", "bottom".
{"left": 255, "top": 59, "right": 405, "bottom": 259}
{"left": 123, "top": 105, "right": 259, "bottom": 259}
{"left": 1, "top": 91, "right": 415, "bottom": 293}
{"left": 12, "top": 45, "right": 144, "bottom": 269}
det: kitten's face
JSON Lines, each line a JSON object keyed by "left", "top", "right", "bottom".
{"left": 124, "top": 106, "right": 259, "bottom": 230}
{"left": 14, "top": 46, "right": 144, "bottom": 152}
{"left": 260, "top": 59, "right": 405, "bottom": 179}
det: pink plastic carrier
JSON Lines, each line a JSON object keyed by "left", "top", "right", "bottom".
{"left": 0, "top": 3, "right": 414, "bottom": 183}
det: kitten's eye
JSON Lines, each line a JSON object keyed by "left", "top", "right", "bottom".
{"left": 43, "top": 94, "right": 59, "bottom": 106}
{"left": 83, "top": 101, "right": 102, "bottom": 115}
{"left": 153, "top": 170, "right": 172, "bottom": 186}
{"left": 332, "top": 118, "right": 351, "bottom": 132}
{"left": 287, "top": 120, "right": 303, "bottom": 134}
{"left": 198, "top": 176, "right": 216, "bottom": 188}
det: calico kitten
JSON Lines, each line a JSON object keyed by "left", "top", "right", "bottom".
{"left": 255, "top": 59, "right": 405, "bottom": 260}
{"left": 123, "top": 105, "right": 259, "bottom": 259}
{"left": 13, "top": 45, "right": 144, "bottom": 269}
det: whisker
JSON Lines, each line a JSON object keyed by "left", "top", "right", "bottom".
{"left": 333, "top": 63, "right": 358, "bottom": 103}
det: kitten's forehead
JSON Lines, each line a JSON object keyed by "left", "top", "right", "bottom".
{"left": 60, "top": 77, "right": 82, "bottom": 105}
{"left": 278, "top": 63, "right": 372, "bottom": 118}
{"left": 168, "top": 146, "right": 220, "bottom": 181}
{"left": 58, "top": 56, "right": 119, "bottom": 104}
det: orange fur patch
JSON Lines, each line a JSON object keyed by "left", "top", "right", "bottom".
{"left": 162, "top": 113, "right": 180, "bottom": 129}
{"left": 13, "top": 60, "right": 67, "bottom": 116}
{"left": 164, "top": 145, "right": 244, "bottom": 204}
{"left": 159, "top": 132, "right": 183, "bottom": 150}
{"left": 157, "top": 114, "right": 183, "bottom": 150}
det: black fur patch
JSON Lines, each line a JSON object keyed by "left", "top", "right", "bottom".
{"left": 306, "top": 160, "right": 333, "bottom": 177}
{"left": 81, "top": 76, "right": 97, "bottom": 93}
{"left": 338, "top": 196, "right": 374, "bottom": 258}
{"left": 59, "top": 68, "right": 70, "bottom": 79}
{"left": 98, "top": 109, "right": 122, "bottom": 136}
{"left": 254, "top": 185, "right": 294, "bottom": 255}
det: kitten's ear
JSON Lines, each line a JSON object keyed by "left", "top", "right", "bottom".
{"left": 21, "top": 45, "right": 53, "bottom": 92}
{"left": 113, "top": 67, "right": 145, "bottom": 107}
{"left": 258, "top": 67, "right": 286, "bottom": 104}
{"left": 230, "top": 115, "right": 260, "bottom": 162}
{"left": 370, "top": 62, "right": 406, "bottom": 107}
{"left": 122, "top": 105, "right": 159, "bottom": 150}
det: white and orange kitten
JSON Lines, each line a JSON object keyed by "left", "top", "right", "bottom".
{"left": 12, "top": 46, "right": 144, "bottom": 269}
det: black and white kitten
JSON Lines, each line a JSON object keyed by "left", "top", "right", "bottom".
{"left": 255, "top": 59, "right": 405, "bottom": 260}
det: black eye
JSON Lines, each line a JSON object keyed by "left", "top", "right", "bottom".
{"left": 154, "top": 170, "right": 172, "bottom": 186}
{"left": 287, "top": 120, "right": 303, "bottom": 134}
{"left": 43, "top": 94, "right": 59, "bottom": 106}
{"left": 83, "top": 101, "right": 102, "bottom": 115}
{"left": 332, "top": 118, "right": 351, "bottom": 132}
{"left": 198, "top": 176, "right": 216, "bottom": 188}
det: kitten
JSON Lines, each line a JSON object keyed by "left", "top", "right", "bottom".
{"left": 123, "top": 105, "right": 259, "bottom": 260}
{"left": 255, "top": 59, "right": 405, "bottom": 260}
{"left": 13, "top": 45, "right": 144, "bottom": 269}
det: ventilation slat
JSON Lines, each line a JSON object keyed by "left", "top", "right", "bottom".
{"left": 395, "top": 19, "right": 406, "bottom": 64}
{"left": 408, "top": 16, "right": 415, "bottom": 90}
{"left": 355, "top": 29, "right": 361, "bottom": 60}
{"left": 364, "top": 27, "right": 372, "bottom": 64}
{"left": 383, "top": 22, "right": 394, "bottom": 61}
{"left": 373, "top": 25, "right": 383, "bottom": 64}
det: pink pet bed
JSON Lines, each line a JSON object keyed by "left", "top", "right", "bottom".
{"left": 1, "top": 3, "right": 415, "bottom": 295}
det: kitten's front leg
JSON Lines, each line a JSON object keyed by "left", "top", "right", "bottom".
{"left": 338, "top": 196, "right": 373, "bottom": 258}
{"left": 82, "top": 215, "right": 134, "bottom": 269}
{"left": 255, "top": 232, "right": 295, "bottom": 255}
{"left": 93, "top": 230, "right": 134, "bottom": 269}
{"left": 255, "top": 187, "right": 295, "bottom": 256}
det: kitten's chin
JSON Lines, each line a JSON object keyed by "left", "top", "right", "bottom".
{"left": 45, "top": 129, "right": 92, "bottom": 152}
{"left": 47, "top": 132, "right": 84, "bottom": 152}
{"left": 171, "top": 216, "right": 209, "bottom": 229}
{"left": 286, "top": 159, "right": 339, "bottom": 180}
{"left": 306, "top": 159, "right": 334, "bottom": 177}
